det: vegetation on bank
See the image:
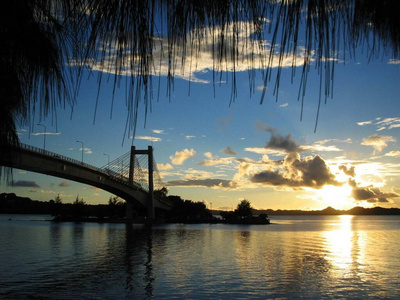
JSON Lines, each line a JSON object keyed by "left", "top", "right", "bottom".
{"left": 2, "top": 192, "right": 400, "bottom": 224}
{"left": 220, "top": 199, "right": 270, "bottom": 224}
{"left": 0, "top": 191, "right": 213, "bottom": 223}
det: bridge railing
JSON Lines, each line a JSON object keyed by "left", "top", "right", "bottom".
{"left": 17, "top": 143, "right": 148, "bottom": 192}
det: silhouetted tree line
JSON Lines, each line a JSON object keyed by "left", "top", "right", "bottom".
{"left": 2, "top": 192, "right": 400, "bottom": 224}
{"left": 0, "top": 193, "right": 129, "bottom": 221}
{"left": 0, "top": 190, "right": 214, "bottom": 222}
{"left": 165, "top": 196, "right": 211, "bottom": 223}
{"left": 220, "top": 199, "right": 270, "bottom": 224}
{"left": 155, "top": 188, "right": 212, "bottom": 223}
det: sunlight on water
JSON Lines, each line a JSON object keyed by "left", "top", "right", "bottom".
{"left": 1, "top": 215, "right": 400, "bottom": 299}
{"left": 323, "top": 215, "right": 354, "bottom": 272}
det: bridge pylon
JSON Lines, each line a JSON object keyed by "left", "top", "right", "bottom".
{"left": 129, "top": 146, "right": 155, "bottom": 221}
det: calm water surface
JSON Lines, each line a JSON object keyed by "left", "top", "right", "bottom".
{"left": 1, "top": 214, "right": 400, "bottom": 299}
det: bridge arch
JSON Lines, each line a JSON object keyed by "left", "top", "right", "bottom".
{"left": 0, "top": 144, "right": 172, "bottom": 219}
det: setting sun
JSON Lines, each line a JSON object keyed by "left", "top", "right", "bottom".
{"left": 315, "top": 185, "right": 355, "bottom": 210}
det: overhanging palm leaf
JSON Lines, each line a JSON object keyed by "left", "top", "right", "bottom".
{"left": 1, "top": 0, "right": 399, "bottom": 180}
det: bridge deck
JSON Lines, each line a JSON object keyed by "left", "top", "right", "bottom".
{"left": 0, "top": 144, "right": 172, "bottom": 211}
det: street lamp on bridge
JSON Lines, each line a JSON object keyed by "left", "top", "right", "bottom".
{"left": 76, "top": 140, "right": 84, "bottom": 164}
{"left": 37, "top": 123, "right": 46, "bottom": 151}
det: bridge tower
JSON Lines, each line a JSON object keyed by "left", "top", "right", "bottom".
{"left": 128, "top": 146, "right": 155, "bottom": 221}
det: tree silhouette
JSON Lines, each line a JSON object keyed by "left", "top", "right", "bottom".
{"left": 51, "top": 194, "right": 64, "bottom": 217}
{"left": 72, "top": 195, "right": 86, "bottom": 219}
{"left": 235, "top": 199, "right": 253, "bottom": 219}
{"left": 1, "top": 1, "right": 399, "bottom": 179}
{"left": 154, "top": 187, "right": 168, "bottom": 199}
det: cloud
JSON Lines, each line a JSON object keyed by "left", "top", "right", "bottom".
{"left": 351, "top": 186, "right": 399, "bottom": 203}
{"left": 358, "top": 117, "right": 400, "bottom": 131}
{"left": 198, "top": 152, "right": 236, "bottom": 166}
{"left": 199, "top": 156, "right": 235, "bottom": 166}
{"left": 185, "top": 135, "right": 196, "bottom": 140}
{"left": 357, "top": 120, "right": 372, "bottom": 126}
{"left": 224, "top": 146, "right": 236, "bottom": 155}
{"left": 77, "top": 147, "right": 93, "bottom": 154}
{"left": 165, "top": 178, "right": 234, "bottom": 189}
{"left": 245, "top": 147, "right": 286, "bottom": 156}
{"left": 32, "top": 189, "right": 56, "bottom": 194}
{"left": 136, "top": 135, "right": 162, "bottom": 142}
{"left": 170, "top": 149, "right": 196, "bottom": 165}
{"left": 204, "top": 152, "right": 213, "bottom": 159}
{"left": 59, "top": 181, "right": 70, "bottom": 187}
{"left": 301, "top": 144, "right": 342, "bottom": 152}
{"left": 216, "top": 114, "right": 233, "bottom": 130}
{"left": 256, "top": 121, "right": 277, "bottom": 133}
{"left": 31, "top": 132, "right": 61, "bottom": 136}
{"left": 316, "top": 138, "right": 352, "bottom": 144}
{"left": 256, "top": 85, "right": 267, "bottom": 91}
{"left": 71, "top": 21, "right": 313, "bottom": 83}
{"left": 266, "top": 133, "right": 301, "bottom": 153}
{"left": 385, "top": 151, "right": 400, "bottom": 157}
{"left": 361, "top": 134, "right": 396, "bottom": 153}
{"left": 376, "top": 117, "right": 400, "bottom": 130}
{"left": 250, "top": 153, "right": 340, "bottom": 189}
{"left": 388, "top": 59, "right": 400, "bottom": 65}
{"left": 11, "top": 180, "right": 40, "bottom": 188}
{"left": 339, "top": 165, "right": 356, "bottom": 177}
{"left": 157, "top": 163, "right": 173, "bottom": 170}
{"left": 152, "top": 129, "right": 165, "bottom": 134}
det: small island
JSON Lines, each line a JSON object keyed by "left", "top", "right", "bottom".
{"left": 218, "top": 199, "right": 270, "bottom": 225}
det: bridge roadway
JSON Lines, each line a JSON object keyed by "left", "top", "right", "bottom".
{"left": 0, "top": 144, "right": 172, "bottom": 216}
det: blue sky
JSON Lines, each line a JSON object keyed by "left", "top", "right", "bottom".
{"left": 2, "top": 21, "right": 400, "bottom": 211}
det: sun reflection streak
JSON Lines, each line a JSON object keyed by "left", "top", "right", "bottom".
{"left": 323, "top": 215, "right": 354, "bottom": 274}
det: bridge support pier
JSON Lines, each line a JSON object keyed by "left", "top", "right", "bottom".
{"left": 125, "top": 200, "right": 133, "bottom": 222}
{"left": 130, "top": 145, "right": 155, "bottom": 222}
{"left": 147, "top": 146, "right": 155, "bottom": 221}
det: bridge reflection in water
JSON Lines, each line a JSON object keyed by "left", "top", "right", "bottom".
{"left": 0, "top": 143, "right": 172, "bottom": 219}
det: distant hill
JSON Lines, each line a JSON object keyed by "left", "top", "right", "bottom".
{"left": 254, "top": 206, "right": 400, "bottom": 216}
{"left": 211, "top": 206, "right": 400, "bottom": 216}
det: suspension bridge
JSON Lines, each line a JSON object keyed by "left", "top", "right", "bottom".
{"left": 0, "top": 143, "right": 172, "bottom": 221}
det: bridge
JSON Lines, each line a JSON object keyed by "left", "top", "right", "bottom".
{"left": 0, "top": 143, "right": 172, "bottom": 221}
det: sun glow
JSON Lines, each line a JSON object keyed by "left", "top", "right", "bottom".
{"left": 324, "top": 215, "right": 354, "bottom": 272}
{"left": 315, "top": 185, "right": 355, "bottom": 210}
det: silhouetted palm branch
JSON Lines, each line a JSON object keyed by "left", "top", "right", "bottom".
{"left": 1, "top": 0, "right": 399, "bottom": 180}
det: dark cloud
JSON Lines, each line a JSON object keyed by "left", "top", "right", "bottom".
{"left": 59, "top": 181, "right": 70, "bottom": 187}
{"left": 339, "top": 165, "right": 356, "bottom": 177}
{"left": 351, "top": 186, "right": 399, "bottom": 203}
{"left": 251, "top": 154, "right": 340, "bottom": 189}
{"left": 224, "top": 146, "right": 236, "bottom": 155}
{"left": 11, "top": 180, "right": 40, "bottom": 188}
{"left": 252, "top": 170, "right": 292, "bottom": 186}
{"left": 348, "top": 178, "right": 357, "bottom": 188}
{"left": 256, "top": 121, "right": 277, "bottom": 134}
{"left": 166, "top": 179, "right": 234, "bottom": 189}
{"left": 266, "top": 133, "right": 301, "bottom": 153}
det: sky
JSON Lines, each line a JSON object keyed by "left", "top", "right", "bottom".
{"left": 2, "top": 21, "right": 400, "bottom": 211}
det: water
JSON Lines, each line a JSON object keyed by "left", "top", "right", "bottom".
{"left": 1, "top": 215, "right": 400, "bottom": 299}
